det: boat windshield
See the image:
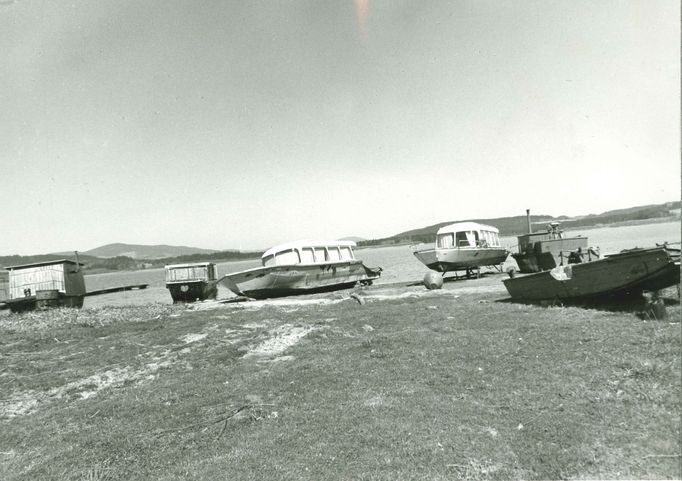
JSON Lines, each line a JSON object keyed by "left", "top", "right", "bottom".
{"left": 262, "top": 243, "right": 356, "bottom": 266}
{"left": 455, "top": 231, "right": 479, "bottom": 247}
{"left": 166, "top": 265, "right": 213, "bottom": 282}
{"left": 437, "top": 233, "right": 454, "bottom": 248}
{"left": 327, "top": 247, "right": 341, "bottom": 261}
{"left": 262, "top": 255, "right": 275, "bottom": 267}
{"left": 300, "top": 247, "right": 315, "bottom": 263}
{"left": 478, "top": 231, "right": 500, "bottom": 247}
{"left": 275, "top": 249, "right": 300, "bottom": 266}
{"left": 313, "top": 247, "right": 327, "bottom": 262}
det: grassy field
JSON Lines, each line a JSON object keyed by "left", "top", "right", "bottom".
{"left": 0, "top": 275, "right": 679, "bottom": 480}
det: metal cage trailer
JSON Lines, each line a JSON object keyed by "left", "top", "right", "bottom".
{"left": 5, "top": 259, "right": 85, "bottom": 312}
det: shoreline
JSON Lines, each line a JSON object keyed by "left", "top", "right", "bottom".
{"left": 357, "top": 216, "right": 681, "bottom": 249}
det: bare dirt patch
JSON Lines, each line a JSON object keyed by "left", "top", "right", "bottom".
{"left": 243, "top": 324, "right": 318, "bottom": 358}
{"left": 181, "top": 333, "right": 208, "bottom": 344}
{"left": 0, "top": 360, "right": 172, "bottom": 418}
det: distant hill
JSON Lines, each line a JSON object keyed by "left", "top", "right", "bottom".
{"left": 358, "top": 201, "right": 681, "bottom": 246}
{"left": 82, "top": 243, "right": 219, "bottom": 260}
{"left": 338, "top": 236, "right": 366, "bottom": 243}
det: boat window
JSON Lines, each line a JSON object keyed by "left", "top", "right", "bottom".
{"left": 313, "top": 247, "right": 327, "bottom": 262}
{"left": 493, "top": 233, "right": 500, "bottom": 246}
{"left": 327, "top": 247, "right": 341, "bottom": 261}
{"left": 262, "top": 255, "right": 275, "bottom": 267}
{"left": 300, "top": 248, "right": 315, "bottom": 264}
{"left": 437, "top": 233, "right": 454, "bottom": 248}
{"left": 455, "top": 232, "right": 470, "bottom": 247}
{"left": 340, "top": 246, "right": 353, "bottom": 260}
{"left": 275, "top": 249, "right": 300, "bottom": 266}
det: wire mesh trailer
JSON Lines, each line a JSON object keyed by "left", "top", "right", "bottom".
{"left": 165, "top": 262, "right": 217, "bottom": 303}
{"left": 5, "top": 259, "right": 85, "bottom": 312}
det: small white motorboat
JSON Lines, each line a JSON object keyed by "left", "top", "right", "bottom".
{"left": 218, "top": 240, "right": 381, "bottom": 299}
{"left": 412, "top": 222, "right": 509, "bottom": 275}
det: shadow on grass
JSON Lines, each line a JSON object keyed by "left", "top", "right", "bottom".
{"left": 406, "top": 271, "right": 505, "bottom": 287}
{"left": 496, "top": 292, "right": 680, "bottom": 318}
{"left": 442, "top": 271, "right": 504, "bottom": 283}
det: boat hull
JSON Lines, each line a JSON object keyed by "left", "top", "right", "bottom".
{"left": 166, "top": 281, "right": 217, "bottom": 303}
{"left": 503, "top": 247, "right": 680, "bottom": 301}
{"left": 6, "top": 290, "right": 84, "bottom": 312}
{"left": 218, "top": 260, "right": 382, "bottom": 300}
{"left": 413, "top": 247, "right": 509, "bottom": 273}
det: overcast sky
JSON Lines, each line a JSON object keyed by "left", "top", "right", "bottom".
{"left": 1, "top": 0, "right": 679, "bottom": 254}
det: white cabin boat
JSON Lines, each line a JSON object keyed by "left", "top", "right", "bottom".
{"left": 218, "top": 240, "right": 382, "bottom": 300}
{"left": 412, "top": 222, "right": 509, "bottom": 274}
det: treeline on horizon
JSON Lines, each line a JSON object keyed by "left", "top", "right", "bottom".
{"left": 0, "top": 250, "right": 263, "bottom": 273}
{"left": 357, "top": 201, "right": 681, "bottom": 247}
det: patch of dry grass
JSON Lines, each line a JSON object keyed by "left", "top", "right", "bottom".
{"left": 0, "top": 278, "right": 679, "bottom": 480}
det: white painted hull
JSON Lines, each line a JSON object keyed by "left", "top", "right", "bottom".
{"left": 413, "top": 246, "right": 509, "bottom": 273}
{"left": 218, "top": 260, "right": 381, "bottom": 299}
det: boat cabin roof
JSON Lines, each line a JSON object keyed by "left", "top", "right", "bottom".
{"left": 436, "top": 222, "right": 500, "bottom": 235}
{"left": 5, "top": 259, "right": 85, "bottom": 270}
{"left": 165, "top": 262, "right": 215, "bottom": 270}
{"left": 262, "top": 240, "right": 356, "bottom": 259}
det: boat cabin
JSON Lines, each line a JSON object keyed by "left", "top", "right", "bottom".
{"left": 165, "top": 262, "right": 217, "bottom": 284}
{"left": 435, "top": 222, "right": 501, "bottom": 249}
{"left": 262, "top": 240, "right": 357, "bottom": 267}
{"left": 516, "top": 224, "right": 587, "bottom": 256}
{"left": 6, "top": 259, "right": 85, "bottom": 301}
{"left": 0, "top": 270, "right": 8, "bottom": 303}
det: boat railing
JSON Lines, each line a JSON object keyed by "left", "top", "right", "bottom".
{"left": 558, "top": 246, "right": 600, "bottom": 265}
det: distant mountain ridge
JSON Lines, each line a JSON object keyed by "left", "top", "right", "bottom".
{"left": 81, "top": 243, "right": 218, "bottom": 260}
{"left": 338, "top": 236, "right": 366, "bottom": 243}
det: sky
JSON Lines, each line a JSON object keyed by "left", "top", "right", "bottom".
{"left": 1, "top": 0, "right": 679, "bottom": 255}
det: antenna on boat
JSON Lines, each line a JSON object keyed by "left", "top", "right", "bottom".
{"left": 526, "top": 209, "right": 532, "bottom": 234}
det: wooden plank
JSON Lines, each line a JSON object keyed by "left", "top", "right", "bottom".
{"left": 84, "top": 284, "right": 149, "bottom": 297}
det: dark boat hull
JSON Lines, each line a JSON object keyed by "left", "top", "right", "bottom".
{"left": 6, "top": 290, "right": 84, "bottom": 312}
{"left": 166, "top": 281, "right": 217, "bottom": 303}
{"left": 241, "top": 280, "right": 363, "bottom": 300}
{"left": 503, "top": 247, "right": 680, "bottom": 301}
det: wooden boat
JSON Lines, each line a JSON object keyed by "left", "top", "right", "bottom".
{"left": 512, "top": 210, "right": 595, "bottom": 273}
{"left": 217, "top": 240, "right": 381, "bottom": 300}
{"left": 503, "top": 245, "right": 680, "bottom": 301}
{"left": 165, "top": 262, "right": 218, "bottom": 303}
{"left": 411, "top": 222, "right": 509, "bottom": 275}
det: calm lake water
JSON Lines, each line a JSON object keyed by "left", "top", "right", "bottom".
{"left": 83, "top": 220, "right": 680, "bottom": 308}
